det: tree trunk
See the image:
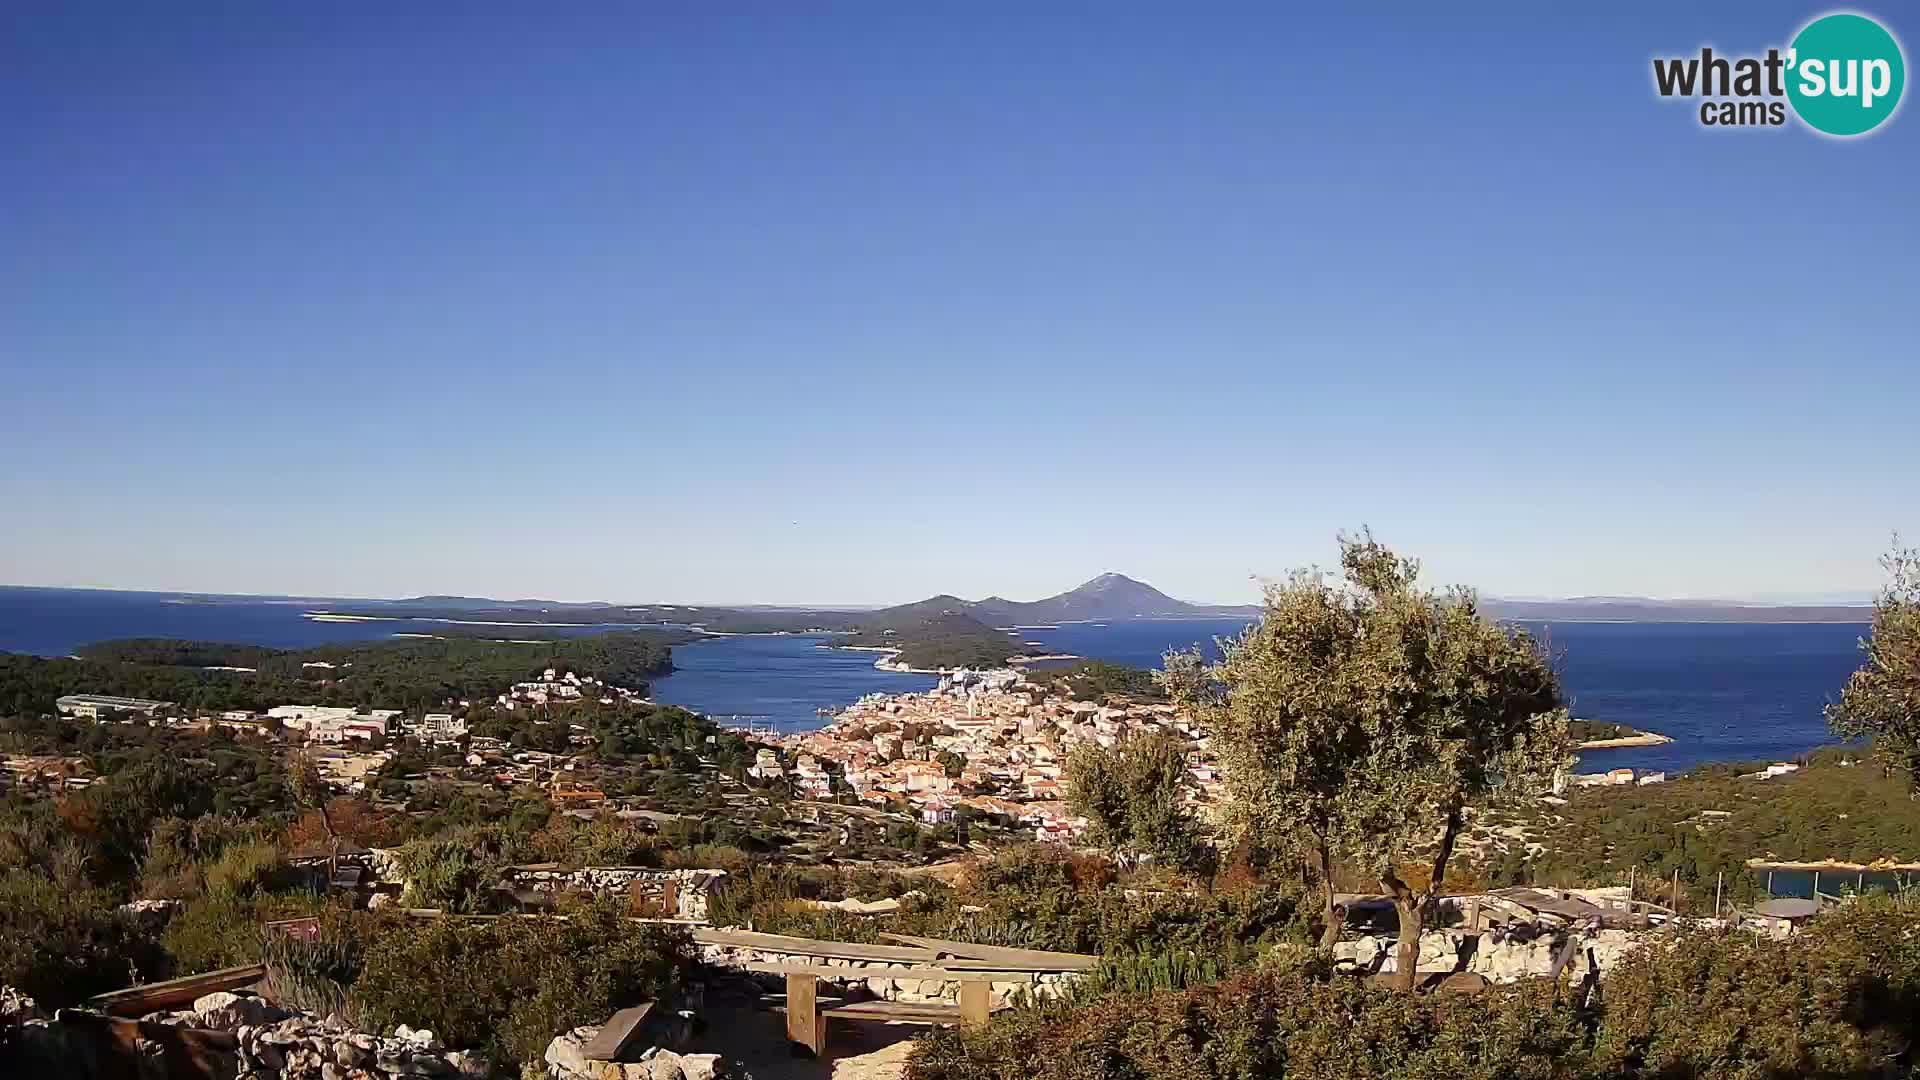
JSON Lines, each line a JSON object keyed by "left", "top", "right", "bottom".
{"left": 319, "top": 799, "right": 340, "bottom": 891}
{"left": 1379, "top": 805, "right": 1466, "bottom": 991}
{"left": 1424, "top": 803, "right": 1465, "bottom": 927}
{"left": 1312, "top": 843, "right": 1341, "bottom": 951}
{"left": 1382, "top": 868, "right": 1421, "bottom": 991}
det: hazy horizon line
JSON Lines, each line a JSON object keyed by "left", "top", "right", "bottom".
{"left": 0, "top": 579, "right": 1879, "bottom": 611}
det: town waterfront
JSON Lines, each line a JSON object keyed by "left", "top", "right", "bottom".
{"left": 0, "top": 587, "right": 1870, "bottom": 774}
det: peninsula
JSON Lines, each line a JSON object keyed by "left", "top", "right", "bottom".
{"left": 1569, "top": 719, "right": 1674, "bottom": 749}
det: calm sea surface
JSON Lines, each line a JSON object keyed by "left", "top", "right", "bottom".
{"left": 0, "top": 588, "right": 1869, "bottom": 772}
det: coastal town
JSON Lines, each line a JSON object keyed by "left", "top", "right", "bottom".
{"left": 755, "top": 667, "right": 1223, "bottom": 844}
{"left": 8, "top": 665, "right": 1222, "bottom": 850}
{"left": 10, "top": 664, "right": 1731, "bottom": 846}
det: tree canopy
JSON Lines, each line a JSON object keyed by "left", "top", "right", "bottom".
{"left": 1065, "top": 731, "right": 1198, "bottom": 869}
{"left": 1166, "top": 531, "right": 1570, "bottom": 986}
{"left": 1828, "top": 541, "right": 1920, "bottom": 791}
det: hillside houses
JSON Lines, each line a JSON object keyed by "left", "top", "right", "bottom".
{"left": 767, "top": 666, "right": 1221, "bottom": 845}
{"left": 496, "top": 667, "right": 648, "bottom": 710}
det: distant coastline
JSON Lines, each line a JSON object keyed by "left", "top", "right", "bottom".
{"left": 1576, "top": 731, "right": 1675, "bottom": 750}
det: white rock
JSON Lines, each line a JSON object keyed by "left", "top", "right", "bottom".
{"left": 193, "top": 991, "right": 278, "bottom": 1028}
{"left": 543, "top": 1025, "right": 600, "bottom": 1080}
{"left": 675, "top": 1053, "right": 723, "bottom": 1080}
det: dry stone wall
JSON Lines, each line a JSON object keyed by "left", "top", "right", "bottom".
{"left": 1334, "top": 928, "right": 1647, "bottom": 982}
{"left": 502, "top": 867, "right": 728, "bottom": 921}
{"left": 149, "top": 991, "right": 492, "bottom": 1078}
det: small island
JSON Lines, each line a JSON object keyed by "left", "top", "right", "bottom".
{"left": 1569, "top": 718, "right": 1674, "bottom": 749}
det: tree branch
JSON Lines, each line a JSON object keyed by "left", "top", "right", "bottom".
{"left": 1426, "top": 801, "right": 1465, "bottom": 912}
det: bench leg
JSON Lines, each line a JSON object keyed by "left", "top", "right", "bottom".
{"left": 786, "top": 973, "right": 826, "bottom": 1057}
{"left": 959, "top": 981, "right": 990, "bottom": 1027}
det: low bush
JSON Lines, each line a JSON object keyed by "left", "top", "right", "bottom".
{"left": 530, "top": 817, "right": 660, "bottom": 868}
{"left": 663, "top": 843, "right": 754, "bottom": 873}
{"left": 1588, "top": 897, "right": 1920, "bottom": 1078}
{"left": 159, "top": 889, "right": 331, "bottom": 977}
{"left": 713, "top": 846, "right": 1304, "bottom": 961}
{"left": 911, "top": 896, "right": 1920, "bottom": 1080}
{"left": 908, "top": 954, "right": 1583, "bottom": 1080}
{"left": 352, "top": 900, "right": 691, "bottom": 1067}
{"left": 260, "top": 906, "right": 369, "bottom": 1021}
{"left": 392, "top": 824, "right": 538, "bottom": 912}
{"left": 0, "top": 866, "right": 161, "bottom": 1006}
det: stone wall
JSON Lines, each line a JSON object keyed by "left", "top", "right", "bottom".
{"left": 1334, "top": 928, "right": 1646, "bottom": 983}
{"left": 2, "top": 988, "right": 492, "bottom": 1079}
{"left": 695, "top": 943, "right": 1076, "bottom": 1010}
{"left": 502, "top": 867, "right": 728, "bottom": 921}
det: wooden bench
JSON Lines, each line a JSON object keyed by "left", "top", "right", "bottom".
{"left": 88, "top": 964, "right": 267, "bottom": 1017}
{"left": 760, "top": 966, "right": 997, "bottom": 1057}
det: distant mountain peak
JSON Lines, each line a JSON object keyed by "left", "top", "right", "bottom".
{"left": 877, "top": 572, "right": 1257, "bottom": 624}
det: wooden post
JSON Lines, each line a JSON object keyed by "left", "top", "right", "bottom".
{"left": 786, "top": 973, "right": 824, "bottom": 1057}
{"left": 1813, "top": 870, "right": 1821, "bottom": 906}
{"left": 958, "top": 981, "right": 991, "bottom": 1027}
{"left": 1547, "top": 932, "right": 1582, "bottom": 989}
{"left": 1715, "top": 872, "right": 1723, "bottom": 918}
{"left": 1467, "top": 897, "right": 1481, "bottom": 932}
{"left": 1672, "top": 870, "right": 1681, "bottom": 913}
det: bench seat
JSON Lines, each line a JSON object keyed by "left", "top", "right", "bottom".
{"left": 773, "top": 971, "right": 994, "bottom": 1057}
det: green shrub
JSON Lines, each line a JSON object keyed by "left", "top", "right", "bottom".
{"left": 159, "top": 889, "right": 329, "bottom": 977}
{"left": 260, "top": 907, "right": 369, "bottom": 1020}
{"left": 711, "top": 846, "right": 1303, "bottom": 960}
{"left": 203, "top": 839, "right": 287, "bottom": 897}
{"left": 352, "top": 901, "right": 690, "bottom": 1067}
{"left": 0, "top": 867, "right": 160, "bottom": 1006}
{"left": 1057, "top": 948, "right": 1226, "bottom": 1004}
{"left": 908, "top": 955, "right": 1583, "bottom": 1080}
{"left": 1589, "top": 896, "right": 1920, "bottom": 1078}
{"left": 138, "top": 815, "right": 286, "bottom": 901}
{"left": 664, "top": 843, "right": 753, "bottom": 873}
{"left": 911, "top": 898, "right": 1920, "bottom": 1080}
{"left": 532, "top": 818, "right": 660, "bottom": 868}
{"left": 393, "top": 824, "right": 538, "bottom": 912}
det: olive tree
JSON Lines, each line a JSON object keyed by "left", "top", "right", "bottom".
{"left": 1065, "top": 730, "right": 1197, "bottom": 869}
{"left": 1828, "top": 541, "right": 1920, "bottom": 790}
{"left": 1168, "top": 533, "right": 1570, "bottom": 988}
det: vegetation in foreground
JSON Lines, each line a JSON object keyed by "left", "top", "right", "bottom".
{"left": 908, "top": 896, "right": 1920, "bottom": 1080}
{"left": 710, "top": 844, "right": 1305, "bottom": 960}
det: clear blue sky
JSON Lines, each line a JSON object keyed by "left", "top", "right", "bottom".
{"left": 3, "top": 5, "right": 1914, "bottom": 606}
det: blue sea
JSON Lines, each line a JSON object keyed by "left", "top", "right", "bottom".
{"left": 0, "top": 587, "right": 1870, "bottom": 773}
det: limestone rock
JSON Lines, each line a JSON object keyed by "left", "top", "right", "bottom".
{"left": 544, "top": 1025, "right": 600, "bottom": 1080}
{"left": 116, "top": 899, "right": 181, "bottom": 933}
{"left": 194, "top": 990, "right": 282, "bottom": 1029}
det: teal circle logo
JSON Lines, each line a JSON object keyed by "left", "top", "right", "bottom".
{"left": 1787, "top": 13, "right": 1906, "bottom": 136}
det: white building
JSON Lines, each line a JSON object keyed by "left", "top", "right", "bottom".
{"left": 57, "top": 694, "right": 173, "bottom": 720}
{"left": 268, "top": 705, "right": 398, "bottom": 737}
{"left": 416, "top": 713, "right": 468, "bottom": 743}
